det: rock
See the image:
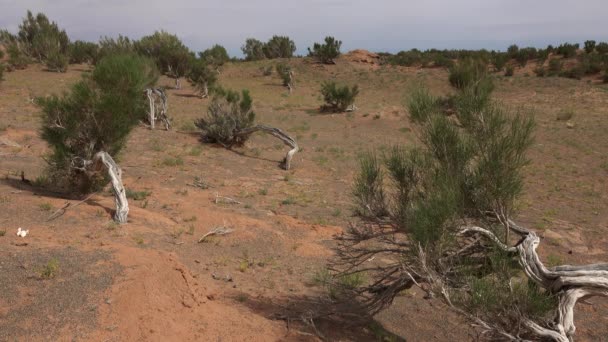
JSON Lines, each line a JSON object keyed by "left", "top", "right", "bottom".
{"left": 566, "top": 121, "right": 575, "bottom": 129}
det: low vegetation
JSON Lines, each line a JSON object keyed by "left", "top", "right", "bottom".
{"left": 320, "top": 81, "right": 359, "bottom": 112}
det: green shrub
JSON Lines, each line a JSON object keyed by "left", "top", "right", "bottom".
{"left": 534, "top": 66, "right": 546, "bottom": 77}
{"left": 556, "top": 43, "right": 579, "bottom": 58}
{"left": 263, "top": 35, "right": 296, "bottom": 59}
{"left": 199, "top": 44, "right": 229, "bottom": 67}
{"left": 492, "top": 53, "right": 508, "bottom": 71}
{"left": 320, "top": 81, "right": 359, "bottom": 112}
{"left": 596, "top": 42, "right": 608, "bottom": 54}
{"left": 308, "top": 36, "right": 342, "bottom": 64}
{"left": 353, "top": 152, "right": 387, "bottom": 218}
{"left": 11, "top": 10, "right": 70, "bottom": 63}
{"left": 584, "top": 40, "right": 596, "bottom": 54}
{"left": 195, "top": 88, "right": 256, "bottom": 146}
{"left": 69, "top": 40, "right": 98, "bottom": 64}
{"left": 136, "top": 30, "right": 192, "bottom": 87}
{"left": 38, "top": 53, "right": 158, "bottom": 192}
{"left": 94, "top": 35, "right": 135, "bottom": 64}
{"left": 448, "top": 58, "right": 488, "bottom": 89}
{"left": 504, "top": 65, "right": 514, "bottom": 77}
{"left": 187, "top": 58, "right": 218, "bottom": 97}
{"left": 547, "top": 59, "right": 563, "bottom": 76}
{"left": 241, "top": 38, "right": 265, "bottom": 61}
{"left": 275, "top": 63, "right": 292, "bottom": 86}
{"left": 45, "top": 49, "right": 68, "bottom": 72}
{"left": 507, "top": 44, "right": 519, "bottom": 59}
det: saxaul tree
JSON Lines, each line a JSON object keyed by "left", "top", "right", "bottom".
{"left": 136, "top": 30, "right": 192, "bottom": 89}
{"left": 187, "top": 58, "right": 218, "bottom": 98}
{"left": 241, "top": 38, "right": 266, "bottom": 61}
{"left": 332, "top": 65, "right": 608, "bottom": 341}
{"left": 195, "top": 88, "right": 299, "bottom": 170}
{"left": 308, "top": 36, "right": 342, "bottom": 64}
{"left": 0, "top": 10, "right": 70, "bottom": 72}
{"left": 199, "top": 44, "right": 230, "bottom": 70}
{"left": 38, "top": 53, "right": 159, "bottom": 223}
{"left": 145, "top": 87, "right": 170, "bottom": 130}
{"left": 275, "top": 63, "right": 294, "bottom": 93}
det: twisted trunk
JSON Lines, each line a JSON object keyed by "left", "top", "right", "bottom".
{"left": 235, "top": 125, "right": 298, "bottom": 170}
{"left": 90, "top": 151, "right": 129, "bottom": 223}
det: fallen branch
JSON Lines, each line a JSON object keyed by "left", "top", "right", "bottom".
{"left": 198, "top": 225, "right": 234, "bottom": 243}
{"left": 47, "top": 192, "right": 97, "bottom": 221}
{"left": 214, "top": 192, "right": 241, "bottom": 205}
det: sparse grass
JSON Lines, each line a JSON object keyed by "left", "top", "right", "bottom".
{"left": 38, "top": 258, "right": 60, "bottom": 279}
{"left": 162, "top": 156, "right": 184, "bottom": 167}
{"left": 184, "top": 215, "right": 197, "bottom": 222}
{"left": 258, "top": 188, "right": 268, "bottom": 196}
{"left": 38, "top": 202, "right": 52, "bottom": 211}
{"left": 0, "top": 230, "right": 6, "bottom": 237}
{"left": 281, "top": 197, "right": 296, "bottom": 205}
{"left": 133, "top": 235, "right": 145, "bottom": 246}
{"left": 125, "top": 189, "right": 151, "bottom": 200}
{"left": 188, "top": 146, "right": 203, "bottom": 156}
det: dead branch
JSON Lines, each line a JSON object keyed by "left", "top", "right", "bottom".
{"left": 198, "top": 225, "right": 234, "bottom": 243}
{"left": 214, "top": 192, "right": 241, "bottom": 205}
{"left": 235, "top": 124, "right": 299, "bottom": 170}
{"left": 46, "top": 192, "right": 97, "bottom": 221}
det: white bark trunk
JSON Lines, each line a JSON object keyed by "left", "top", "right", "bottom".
{"left": 91, "top": 151, "right": 129, "bottom": 223}
{"left": 236, "top": 125, "right": 298, "bottom": 170}
{"left": 146, "top": 89, "right": 155, "bottom": 129}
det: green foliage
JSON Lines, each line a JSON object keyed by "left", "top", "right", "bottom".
{"left": 353, "top": 153, "right": 387, "bottom": 218}
{"left": 492, "top": 53, "right": 508, "bottom": 71}
{"left": 515, "top": 47, "right": 537, "bottom": 67}
{"left": 504, "top": 65, "right": 514, "bottom": 77}
{"left": 556, "top": 43, "right": 579, "bottom": 58}
{"left": 45, "top": 49, "right": 68, "bottom": 72}
{"left": 547, "top": 58, "right": 563, "bottom": 76}
{"left": 506, "top": 44, "right": 519, "bottom": 59}
{"left": 584, "top": 40, "right": 596, "bottom": 54}
{"left": 596, "top": 42, "right": 608, "bottom": 54}
{"left": 275, "top": 62, "right": 292, "bottom": 86}
{"left": 195, "top": 88, "right": 256, "bottom": 147}
{"left": 241, "top": 38, "right": 266, "bottom": 61}
{"left": 125, "top": 189, "right": 151, "bottom": 200}
{"left": 320, "top": 81, "right": 359, "bottom": 112}
{"left": 187, "top": 58, "right": 218, "bottom": 96}
{"left": 38, "top": 258, "right": 60, "bottom": 279}
{"left": 263, "top": 35, "right": 296, "bottom": 59}
{"left": 448, "top": 58, "right": 488, "bottom": 89}
{"left": 95, "top": 35, "right": 135, "bottom": 64}
{"left": 38, "top": 54, "right": 158, "bottom": 192}
{"left": 308, "top": 36, "right": 342, "bottom": 64}
{"left": 136, "top": 30, "right": 193, "bottom": 78}
{"left": 199, "top": 44, "right": 229, "bottom": 67}
{"left": 0, "top": 10, "right": 69, "bottom": 71}
{"left": 69, "top": 40, "right": 98, "bottom": 64}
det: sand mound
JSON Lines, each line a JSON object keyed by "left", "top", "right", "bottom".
{"left": 342, "top": 49, "right": 381, "bottom": 65}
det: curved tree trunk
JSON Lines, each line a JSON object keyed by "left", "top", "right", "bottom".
{"left": 146, "top": 88, "right": 156, "bottom": 129}
{"left": 460, "top": 226, "right": 608, "bottom": 341}
{"left": 236, "top": 125, "right": 298, "bottom": 170}
{"left": 90, "top": 151, "right": 129, "bottom": 223}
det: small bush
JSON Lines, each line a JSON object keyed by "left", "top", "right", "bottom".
{"left": 263, "top": 35, "right": 296, "bottom": 59}
{"left": 534, "top": 66, "right": 546, "bottom": 77}
{"left": 584, "top": 40, "right": 596, "bottom": 54}
{"left": 547, "top": 59, "right": 563, "bottom": 76}
{"left": 241, "top": 38, "right": 266, "bottom": 61}
{"left": 195, "top": 88, "right": 256, "bottom": 146}
{"left": 556, "top": 43, "right": 579, "bottom": 58}
{"left": 45, "top": 50, "right": 68, "bottom": 72}
{"left": 504, "top": 65, "right": 514, "bottom": 77}
{"left": 492, "top": 53, "right": 508, "bottom": 72}
{"left": 69, "top": 40, "right": 98, "bottom": 64}
{"left": 260, "top": 65, "right": 273, "bottom": 76}
{"left": 596, "top": 42, "right": 608, "bottom": 54}
{"left": 126, "top": 189, "right": 151, "bottom": 200}
{"left": 448, "top": 58, "right": 488, "bottom": 89}
{"left": 353, "top": 152, "right": 387, "bottom": 218}
{"left": 308, "top": 36, "right": 342, "bottom": 64}
{"left": 275, "top": 63, "right": 292, "bottom": 86}
{"left": 199, "top": 44, "right": 229, "bottom": 67}
{"left": 320, "top": 81, "right": 359, "bottom": 112}
{"left": 187, "top": 58, "right": 217, "bottom": 97}
{"left": 38, "top": 258, "right": 60, "bottom": 279}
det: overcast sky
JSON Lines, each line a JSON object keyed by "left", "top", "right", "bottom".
{"left": 1, "top": 0, "right": 607, "bottom": 56}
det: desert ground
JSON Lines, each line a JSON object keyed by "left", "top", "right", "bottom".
{"left": 1, "top": 53, "right": 608, "bottom": 341}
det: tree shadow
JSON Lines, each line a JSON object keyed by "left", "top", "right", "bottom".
{"left": 232, "top": 294, "right": 404, "bottom": 341}
{"left": 173, "top": 93, "right": 203, "bottom": 98}
{"left": 0, "top": 176, "right": 114, "bottom": 216}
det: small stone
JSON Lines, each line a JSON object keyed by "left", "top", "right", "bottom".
{"left": 566, "top": 122, "right": 575, "bottom": 129}
{"left": 105, "top": 298, "right": 112, "bottom": 305}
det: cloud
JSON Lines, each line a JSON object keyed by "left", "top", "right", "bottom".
{"left": 1, "top": 0, "right": 607, "bottom": 56}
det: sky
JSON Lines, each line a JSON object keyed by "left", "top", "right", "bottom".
{"left": 1, "top": 0, "right": 607, "bottom": 57}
